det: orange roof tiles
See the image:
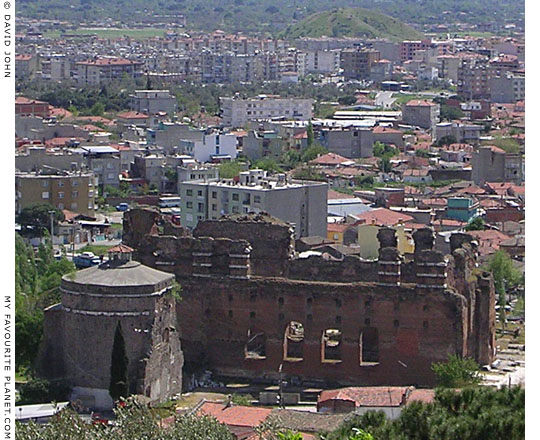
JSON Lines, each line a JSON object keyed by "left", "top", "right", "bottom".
{"left": 198, "top": 402, "right": 272, "bottom": 427}
{"left": 318, "top": 387, "right": 409, "bottom": 407}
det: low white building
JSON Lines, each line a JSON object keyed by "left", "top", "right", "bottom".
{"left": 179, "top": 132, "right": 238, "bottom": 163}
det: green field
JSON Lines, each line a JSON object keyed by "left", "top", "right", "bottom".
{"left": 45, "top": 27, "right": 171, "bottom": 40}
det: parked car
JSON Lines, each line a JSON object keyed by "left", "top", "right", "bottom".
{"left": 73, "top": 252, "right": 101, "bottom": 268}
{"left": 115, "top": 202, "right": 129, "bottom": 212}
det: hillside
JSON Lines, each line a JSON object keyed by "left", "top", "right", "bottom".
{"left": 17, "top": 1, "right": 523, "bottom": 36}
{"left": 279, "top": 8, "right": 424, "bottom": 41}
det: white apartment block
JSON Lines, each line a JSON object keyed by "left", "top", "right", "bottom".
{"left": 179, "top": 132, "right": 238, "bottom": 163}
{"left": 179, "top": 169, "right": 327, "bottom": 238}
{"left": 220, "top": 95, "right": 313, "bottom": 127}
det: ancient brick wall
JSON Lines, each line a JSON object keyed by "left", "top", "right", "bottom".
{"left": 124, "top": 209, "right": 496, "bottom": 387}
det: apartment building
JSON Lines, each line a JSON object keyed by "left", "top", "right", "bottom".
{"left": 340, "top": 48, "right": 380, "bottom": 80}
{"left": 129, "top": 90, "right": 177, "bottom": 115}
{"left": 16, "top": 170, "right": 97, "bottom": 216}
{"left": 15, "top": 97, "right": 50, "bottom": 118}
{"left": 220, "top": 95, "right": 313, "bottom": 127}
{"left": 179, "top": 169, "right": 327, "bottom": 238}
{"left": 472, "top": 146, "right": 523, "bottom": 185}
{"left": 76, "top": 57, "right": 143, "bottom": 85}
{"left": 402, "top": 100, "right": 440, "bottom": 131}
{"left": 435, "top": 122, "right": 482, "bottom": 144}
{"left": 489, "top": 72, "right": 525, "bottom": 103}
{"left": 15, "top": 54, "right": 38, "bottom": 79}
{"left": 400, "top": 40, "right": 432, "bottom": 62}
{"left": 457, "top": 58, "right": 491, "bottom": 100}
{"left": 72, "top": 146, "right": 121, "bottom": 188}
{"left": 178, "top": 132, "right": 238, "bottom": 163}
{"left": 319, "top": 127, "right": 374, "bottom": 158}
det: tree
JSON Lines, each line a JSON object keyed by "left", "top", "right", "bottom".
{"left": 301, "top": 144, "right": 327, "bottom": 162}
{"left": 416, "top": 148, "right": 431, "bottom": 158}
{"left": 109, "top": 322, "right": 129, "bottom": 401}
{"left": 431, "top": 354, "right": 481, "bottom": 388}
{"left": 436, "top": 135, "right": 457, "bottom": 146}
{"left": 440, "top": 104, "right": 465, "bottom": 121}
{"left": 486, "top": 250, "right": 522, "bottom": 295}
{"left": 373, "top": 142, "right": 398, "bottom": 159}
{"left": 465, "top": 216, "right": 485, "bottom": 231}
{"left": 89, "top": 102, "right": 105, "bottom": 116}
{"left": 17, "top": 204, "right": 64, "bottom": 235}
{"left": 219, "top": 160, "right": 244, "bottom": 178}
{"left": 378, "top": 157, "right": 392, "bottom": 173}
{"left": 253, "top": 158, "right": 283, "bottom": 174}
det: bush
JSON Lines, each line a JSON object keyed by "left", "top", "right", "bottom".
{"left": 431, "top": 354, "right": 481, "bottom": 388}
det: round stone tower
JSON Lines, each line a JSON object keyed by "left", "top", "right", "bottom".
{"left": 38, "top": 245, "right": 183, "bottom": 410}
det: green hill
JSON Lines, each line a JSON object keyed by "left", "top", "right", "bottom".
{"left": 280, "top": 8, "right": 424, "bottom": 41}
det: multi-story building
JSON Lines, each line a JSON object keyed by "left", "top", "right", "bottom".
{"left": 220, "top": 95, "right": 313, "bottom": 127}
{"left": 400, "top": 40, "right": 432, "bottom": 62}
{"left": 457, "top": 58, "right": 490, "bottom": 100}
{"left": 318, "top": 127, "right": 374, "bottom": 159}
{"left": 471, "top": 146, "right": 523, "bottom": 185}
{"left": 402, "top": 100, "right": 440, "bottom": 131}
{"left": 129, "top": 90, "right": 177, "bottom": 115}
{"left": 489, "top": 72, "right": 525, "bottom": 103}
{"left": 446, "top": 198, "right": 479, "bottom": 222}
{"left": 15, "top": 170, "right": 97, "bottom": 216}
{"left": 243, "top": 129, "right": 284, "bottom": 161}
{"left": 435, "top": 122, "right": 482, "bottom": 144}
{"left": 178, "top": 132, "right": 238, "bottom": 163}
{"left": 15, "top": 54, "right": 38, "bottom": 79}
{"left": 303, "top": 50, "right": 340, "bottom": 74}
{"left": 15, "top": 97, "right": 50, "bottom": 118}
{"left": 76, "top": 57, "right": 143, "bottom": 85}
{"left": 73, "top": 146, "right": 121, "bottom": 188}
{"left": 340, "top": 48, "right": 380, "bottom": 80}
{"left": 179, "top": 169, "right": 327, "bottom": 237}
{"left": 438, "top": 55, "right": 460, "bottom": 83}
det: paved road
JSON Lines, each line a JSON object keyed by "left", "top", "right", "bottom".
{"left": 375, "top": 91, "right": 396, "bottom": 109}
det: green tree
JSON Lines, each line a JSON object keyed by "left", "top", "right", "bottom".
{"left": 253, "top": 158, "right": 283, "bottom": 174}
{"left": 301, "top": 144, "right": 327, "bottom": 162}
{"left": 431, "top": 354, "right": 481, "bottom": 388}
{"left": 109, "top": 321, "right": 129, "bottom": 401}
{"left": 17, "top": 204, "right": 64, "bottom": 235}
{"left": 436, "top": 135, "right": 457, "bottom": 146}
{"left": 89, "top": 102, "right": 105, "bottom": 116}
{"left": 440, "top": 104, "right": 465, "bottom": 121}
{"left": 378, "top": 157, "right": 392, "bottom": 173}
{"left": 373, "top": 142, "right": 398, "bottom": 159}
{"left": 416, "top": 148, "right": 431, "bottom": 158}
{"left": 219, "top": 160, "right": 244, "bottom": 178}
{"left": 465, "top": 216, "right": 485, "bottom": 231}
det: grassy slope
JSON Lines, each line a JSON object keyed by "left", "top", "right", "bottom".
{"left": 280, "top": 8, "right": 424, "bottom": 41}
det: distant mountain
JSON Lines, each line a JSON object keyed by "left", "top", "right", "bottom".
{"left": 279, "top": 8, "right": 424, "bottom": 41}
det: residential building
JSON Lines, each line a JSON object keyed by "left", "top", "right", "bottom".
{"left": 446, "top": 197, "right": 479, "bottom": 222}
{"left": 372, "top": 125, "right": 404, "bottom": 148}
{"left": 319, "top": 127, "right": 374, "bottom": 158}
{"left": 400, "top": 40, "right": 432, "bottom": 62}
{"left": 15, "top": 97, "right": 50, "bottom": 118}
{"left": 15, "top": 54, "right": 38, "bottom": 79}
{"left": 178, "top": 132, "right": 238, "bottom": 163}
{"left": 340, "top": 48, "right": 380, "bottom": 80}
{"left": 16, "top": 147, "right": 85, "bottom": 173}
{"left": 129, "top": 90, "right": 177, "bottom": 115}
{"left": 154, "top": 122, "right": 204, "bottom": 154}
{"left": 220, "top": 95, "right": 313, "bottom": 127}
{"left": 243, "top": 129, "right": 284, "bottom": 161}
{"left": 435, "top": 122, "right": 482, "bottom": 144}
{"left": 437, "top": 55, "right": 460, "bottom": 83}
{"left": 471, "top": 146, "right": 523, "bottom": 185}
{"left": 72, "top": 146, "right": 121, "bottom": 188}
{"left": 16, "top": 170, "right": 97, "bottom": 216}
{"left": 457, "top": 58, "right": 490, "bottom": 100}
{"left": 76, "top": 57, "right": 143, "bottom": 85}
{"left": 178, "top": 169, "right": 328, "bottom": 237}
{"left": 489, "top": 72, "right": 525, "bottom": 103}
{"left": 401, "top": 100, "right": 440, "bottom": 131}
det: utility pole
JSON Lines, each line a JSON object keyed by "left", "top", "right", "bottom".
{"left": 278, "top": 363, "right": 284, "bottom": 409}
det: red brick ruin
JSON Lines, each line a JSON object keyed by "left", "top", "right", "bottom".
{"left": 123, "top": 208, "right": 496, "bottom": 387}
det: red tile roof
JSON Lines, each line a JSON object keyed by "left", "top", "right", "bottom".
{"left": 318, "top": 387, "right": 409, "bottom": 407}
{"left": 373, "top": 125, "right": 402, "bottom": 134}
{"left": 198, "top": 402, "right": 271, "bottom": 427}
{"left": 407, "top": 389, "right": 435, "bottom": 404}
{"left": 405, "top": 100, "right": 436, "bottom": 107}
{"left": 15, "top": 96, "right": 47, "bottom": 105}
{"left": 117, "top": 111, "right": 149, "bottom": 119}
{"left": 327, "top": 223, "right": 349, "bottom": 233}
{"left": 108, "top": 244, "right": 134, "bottom": 253}
{"left": 310, "top": 152, "right": 351, "bottom": 165}
{"left": 353, "top": 208, "right": 414, "bottom": 226}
